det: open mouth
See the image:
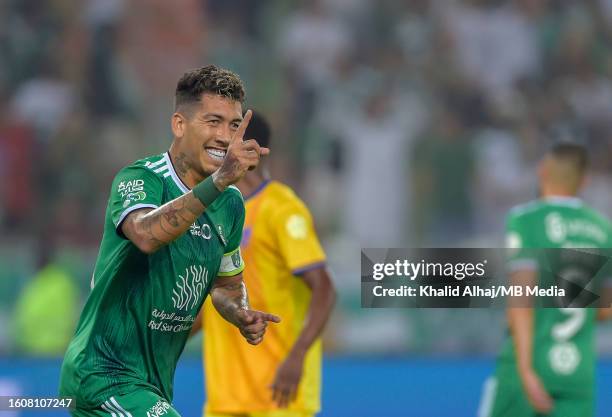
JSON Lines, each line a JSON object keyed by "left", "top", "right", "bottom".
{"left": 206, "top": 148, "right": 226, "bottom": 161}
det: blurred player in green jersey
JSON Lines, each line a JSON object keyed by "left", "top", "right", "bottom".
{"left": 59, "top": 65, "right": 280, "bottom": 417}
{"left": 480, "top": 143, "right": 612, "bottom": 417}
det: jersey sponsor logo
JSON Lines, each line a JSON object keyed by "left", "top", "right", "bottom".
{"left": 148, "top": 309, "right": 195, "bottom": 332}
{"left": 286, "top": 214, "right": 308, "bottom": 239}
{"left": 190, "top": 223, "right": 212, "bottom": 239}
{"left": 118, "top": 179, "right": 144, "bottom": 197}
{"left": 146, "top": 399, "right": 171, "bottom": 417}
{"left": 122, "top": 191, "right": 147, "bottom": 207}
{"left": 545, "top": 213, "right": 607, "bottom": 245}
{"left": 546, "top": 213, "right": 567, "bottom": 243}
{"left": 172, "top": 265, "right": 208, "bottom": 311}
{"left": 118, "top": 179, "right": 147, "bottom": 207}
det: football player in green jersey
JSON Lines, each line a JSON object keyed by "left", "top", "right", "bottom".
{"left": 479, "top": 143, "right": 612, "bottom": 417}
{"left": 59, "top": 65, "right": 281, "bottom": 417}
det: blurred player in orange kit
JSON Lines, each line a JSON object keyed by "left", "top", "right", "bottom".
{"left": 191, "top": 111, "right": 337, "bottom": 417}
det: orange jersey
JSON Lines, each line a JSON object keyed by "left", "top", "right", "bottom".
{"left": 202, "top": 180, "right": 326, "bottom": 414}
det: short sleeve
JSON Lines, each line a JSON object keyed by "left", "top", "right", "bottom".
{"left": 505, "top": 211, "right": 537, "bottom": 272}
{"left": 217, "top": 187, "right": 246, "bottom": 277}
{"left": 110, "top": 166, "right": 164, "bottom": 235}
{"left": 273, "top": 199, "right": 326, "bottom": 274}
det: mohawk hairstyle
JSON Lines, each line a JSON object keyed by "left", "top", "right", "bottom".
{"left": 175, "top": 65, "right": 245, "bottom": 110}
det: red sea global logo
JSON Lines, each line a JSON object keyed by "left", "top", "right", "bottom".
{"left": 172, "top": 265, "right": 208, "bottom": 311}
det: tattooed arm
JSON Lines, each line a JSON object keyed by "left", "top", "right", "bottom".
{"left": 210, "top": 274, "right": 281, "bottom": 345}
{"left": 189, "top": 275, "right": 249, "bottom": 338}
{"left": 121, "top": 191, "right": 206, "bottom": 254}
{"left": 210, "top": 274, "right": 249, "bottom": 326}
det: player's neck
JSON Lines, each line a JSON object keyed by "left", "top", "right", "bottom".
{"left": 167, "top": 144, "right": 205, "bottom": 189}
{"left": 540, "top": 188, "right": 578, "bottom": 200}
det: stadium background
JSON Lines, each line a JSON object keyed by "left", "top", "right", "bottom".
{"left": 1, "top": 0, "right": 612, "bottom": 416}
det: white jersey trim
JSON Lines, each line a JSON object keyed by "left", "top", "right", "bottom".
{"left": 153, "top": 164, "right": 169, "bottom": 174}
{"left": 146, "top": 157, "right": 166, "bottom": 168}
{"left": 110, "top": 397, "right": 133, "bottom": 417}
{"left": 115, "top": 203, "right": 159, "bottom": 228}
{"left": 543, "top": 196, "right": 583, "bottom": 207}
{"left": 228, "top": 184, "right": 243, "bottom": 198}
{"left": 102, "top": 401, "right": 120, "bottom": 417}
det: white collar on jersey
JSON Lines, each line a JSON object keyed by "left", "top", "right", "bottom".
{"left": 163, "top": 152, "right": 190, "bottom": 194}
{"left": 543, "top": 196, "right": 583, "bottom": 207}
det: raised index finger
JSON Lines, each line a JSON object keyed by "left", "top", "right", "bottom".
{"left": 259, "top": 312, "right": 281, "bottom": 323}
{"left": 231, "top": 109, "right": 252, "bottom": 145}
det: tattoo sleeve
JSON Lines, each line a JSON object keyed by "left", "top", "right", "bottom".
{"left": 122, "top": 191, "right": 206, "bottom": 253}
{"left": 210, "top": 276, "right": 249, "bottom": 327}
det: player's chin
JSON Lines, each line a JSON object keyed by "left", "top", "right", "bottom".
{"left": 200, "top": 156, "right": 223, "bottom": 175}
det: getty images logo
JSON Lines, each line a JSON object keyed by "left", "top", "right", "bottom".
{"left": 171, "top": 265, "right": 208, "bottom": 311}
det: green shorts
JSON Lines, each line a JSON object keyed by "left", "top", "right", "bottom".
{"left": 71, "top": 390, "right": 181, "bottom": 417}
{"left": 479, "top": 376, "right": 594, "bottom": 417}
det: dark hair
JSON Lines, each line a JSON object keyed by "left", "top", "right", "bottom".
{"left": 549, "top": 142, "right": 589, "bottom": 174}
{"left": 175, "top": 65, "right": 245, "bottom": 110}
{"left": 244, "top": 111, "right": 271, "bottom": 148}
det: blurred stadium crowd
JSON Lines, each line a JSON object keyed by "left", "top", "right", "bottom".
{"left": 1, "top": 0, "right": 612, "bottom": 356}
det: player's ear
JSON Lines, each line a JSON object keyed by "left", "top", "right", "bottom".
{"left": 171, "top": 112, "right": 187, "bottom": 139}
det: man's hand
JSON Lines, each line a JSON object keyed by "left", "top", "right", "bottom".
{"left": 235, "top": 309, "right": 281, "bottom": 345}
{"left": 270, "top": 350, "right": 305, "bottom": 408}
{"left": 213, "top": 110, "right": 270, "bottom": 190}
{"left": 268, "top": 266, "right": 336, "bottom": 408}
{"left": 520, "top": 368, "right": 554, "bottom": 414}
{"left": 507, "top": 269, "right": 552, "bottom": 413}
{"left": 211, "top": 274, "right": 280, "bottom": 343}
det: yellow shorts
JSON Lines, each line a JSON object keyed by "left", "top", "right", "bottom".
{"left": 205, "top": 411, "right": 313, "bottom": 417}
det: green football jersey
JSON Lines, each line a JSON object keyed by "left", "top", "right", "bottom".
{"left": 497, "top": 196, "right": 612, "bottom": 395}
{"left": 59, "top": 152, "right": 245, "bottom": 409}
